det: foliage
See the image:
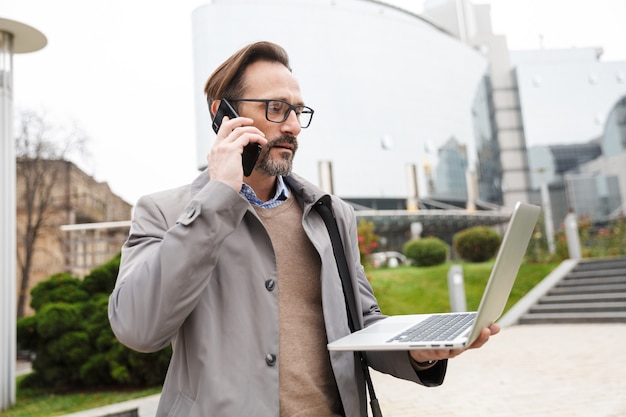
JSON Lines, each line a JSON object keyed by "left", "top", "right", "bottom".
{"left": 527, "top": 214, "right": 626, "bottom": 263}
{"left": 580, "top": 216, "right": 626, "bottom": 258}
{"left": 453, "top": 226, "right": 502, "bottom": 263}
{"left": 29, "top": 273, "right": 89, "bottom": 311}
{"left": 16, "top": 253, "right": 171, "bottom": 391}
{"left": 357, "top": 219, "right": 379, "bottom": 267}
{"left": 402, "top": 237, "right": 448, "bottom": 266}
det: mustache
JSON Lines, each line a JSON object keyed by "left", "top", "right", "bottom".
{"left": 267, "top": 135, "right": 298, "bottom": 151}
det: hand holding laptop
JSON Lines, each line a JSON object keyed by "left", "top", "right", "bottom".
{"left": 408, "top": 322, "right": 501, "bottom": 365}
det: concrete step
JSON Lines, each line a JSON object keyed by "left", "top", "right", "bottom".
{"left": 530, "top": 301, "right": 626, "bottom": 313}
{"left": 518, "top": 311, "right": 626, "bottom": 324}
{"left": 548, "top": 283, "right": 626, "bottom": 295}
{"left": 558, "top": 276, "right": 626, "bottom": 286}
{"left": 506, "top": 258, "right": 626, "bottom": 325}
{"left": 574, "top": 259, "right": 626, "bottom": 271}
{"left": 541, "top": 292, "right": 626, "bottom": 304}
{"left": 566, "top": 268, "right": 626, "bottom": 279}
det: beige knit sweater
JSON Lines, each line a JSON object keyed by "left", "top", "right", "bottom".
{"left": 254, "top": 196, "right": 343, "bottom": 417}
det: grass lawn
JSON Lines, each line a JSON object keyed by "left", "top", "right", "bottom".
{"left": 1, "top": 375, "right": 161, "bottom": 417}
{"left": 369, "top": 261, "right": 558, "bottom": 316}
{"left": 2, "top": 261, "right": 556, "bottom": 416}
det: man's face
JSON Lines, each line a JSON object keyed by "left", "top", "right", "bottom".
{"left": 237, "top": 61, "right": 303, "bottom": 176}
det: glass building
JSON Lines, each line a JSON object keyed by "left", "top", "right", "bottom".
{"left": 434, "top": 136, "right": 468, "bottom": 199}
{"left": 527, "top": 141, "right": 616, "bottom": 227}
{"left": 602, "top": 96, "right": 626, "bottom": 156}
{"left": 578, "top": 95, "right": 626, "bottom": 218}
{"left": 527, "top": 93, "right": 626, "bottom": 226}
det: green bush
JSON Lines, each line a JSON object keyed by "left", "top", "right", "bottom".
{"left": 17, "top": 252, "right": 171, "bottom": 391}
{"left": 29, "top": 273, "right": 89, "bottom": 311}
{"left": 80, "top": 256, "right": 120, "bottom": 295}
{"left": 403, "top": 237, "right": 448, "bottom": 266}
{"left": 453, "top": 226, "right": 502, "bottom": 262}
{"left": 35, "top": 302, "right": 82, "bottom": 339}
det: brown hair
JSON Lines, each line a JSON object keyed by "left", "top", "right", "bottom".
{"left": 204, "top": 41, "right": 292, "bottom": 117}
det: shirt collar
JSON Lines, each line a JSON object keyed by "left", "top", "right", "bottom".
{"left": 240, "top": 176, "right": 290, "bottom": 208}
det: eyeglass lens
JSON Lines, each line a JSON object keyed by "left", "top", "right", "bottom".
{"left": 266, "top": 100, "right": 313, "bottom": 128}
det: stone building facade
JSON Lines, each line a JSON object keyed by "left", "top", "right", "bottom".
{"left": 16, "top": 159, "right": 132, "bottom": 316}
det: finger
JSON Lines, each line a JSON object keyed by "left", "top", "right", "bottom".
{"left": 412, "top": 348, "right": 456, "bottom": 362}
{"left": 489, "top": 323, "right": 501, "bottom": 335}
{"left": 218, "top": 123, "right": 267, "bottom": 151}
{"left": 217, "top": 117, "right": 257, "bottom": 139}
{"left": 467, "top": 328, "right": 493, "bottom": 350}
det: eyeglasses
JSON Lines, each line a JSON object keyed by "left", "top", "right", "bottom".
{"left": 228, "top": 99, "right": 314, "bottom": 128}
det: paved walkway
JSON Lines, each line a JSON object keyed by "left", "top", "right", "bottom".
{"left": 53, "top": 323, "right": 626, "bottom": 417}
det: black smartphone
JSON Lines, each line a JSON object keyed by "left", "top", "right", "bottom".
{"left": 212, "top": 98, "right": 262, "bottom": 177}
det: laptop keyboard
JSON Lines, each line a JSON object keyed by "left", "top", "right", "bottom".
{"left": 387, "top": 312, "right": 477, "bottom": 343}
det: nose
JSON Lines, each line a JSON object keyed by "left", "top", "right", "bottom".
{"left": 281, "top": 108, "right": 302, "bottom": 136}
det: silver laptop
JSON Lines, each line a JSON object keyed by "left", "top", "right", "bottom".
{"left": 327, "top": 201, "right": 541, "bottom": 351}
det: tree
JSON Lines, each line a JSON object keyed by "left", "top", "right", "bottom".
{"left": 15, "top": 110, "right": 89, "bottom": 318}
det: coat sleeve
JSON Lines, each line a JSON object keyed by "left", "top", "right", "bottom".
{"left": 331, "top": 197, "right": 447, "bottom": 387}
{"left": 108, "top": 181, "right": 249, "bottom": 353}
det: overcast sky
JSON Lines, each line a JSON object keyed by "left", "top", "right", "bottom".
{"left": 3, "top": 0, "right": 626, "bottom": 205}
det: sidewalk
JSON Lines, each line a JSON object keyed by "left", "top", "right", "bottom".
{"left": 56, "top": 323, "right": 626, "bottom": 417}
{"left": 371, "top": 323, "right": 626, "bottom": 417}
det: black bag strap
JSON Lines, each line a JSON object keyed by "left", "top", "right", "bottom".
{"left": 314, "top": 199, "right": 383, "bottom": 417}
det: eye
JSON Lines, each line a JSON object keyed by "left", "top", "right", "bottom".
{"left": 267, "top": 100, "right": 286, "bottom": 115}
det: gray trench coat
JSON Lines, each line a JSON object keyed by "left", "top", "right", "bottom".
{"left": 108, "top": 172, "right": 446, "bottom": 417}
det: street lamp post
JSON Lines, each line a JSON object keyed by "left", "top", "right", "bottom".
{"left": 0, "top": 17, "right": 46, "bottom": 411}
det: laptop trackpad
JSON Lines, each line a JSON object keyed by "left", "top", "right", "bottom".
{"left": 360, "top": 315, "right": 429, "bottom": 335}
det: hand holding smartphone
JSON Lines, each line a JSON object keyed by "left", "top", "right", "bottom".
{"left": 212, "top": 99, "right": 262, "bottom": 177}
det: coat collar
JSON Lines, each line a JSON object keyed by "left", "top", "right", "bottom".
{"left": 189, "top": 169, "right": 330, "bottom": 208}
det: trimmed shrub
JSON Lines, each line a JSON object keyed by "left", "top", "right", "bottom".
{"left": 17, "top": 252, "right": 171, "bottom": 390}
{"left": 29, "top": 273, "right": 89, "bottom": 311}
{"left": 80, "top": 255, "right": 120, "bottom": 295}
{"left": 35, "top": 302, "right": 82, "bottom": 339}
{"left": 453, "top": 226, "right": 502, "bottom": 262}
{"left": 403, "top": 237, "right": 448, "bottom": 266}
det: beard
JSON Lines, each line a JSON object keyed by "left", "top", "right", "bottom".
{"left": 255, "top": 135, "right": 298, "bottom": 176}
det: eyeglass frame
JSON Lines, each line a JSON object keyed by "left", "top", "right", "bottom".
{"left": 227, "top": 98, "right": 314, "bottom": 128}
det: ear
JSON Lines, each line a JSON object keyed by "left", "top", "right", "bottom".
{"left": 209, "top": 99, "right": 220, "bottom": 118}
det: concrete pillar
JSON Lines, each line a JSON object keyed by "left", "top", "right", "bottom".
{"left": 0, "top": 17, "right": 46, "bottom": 411}
{"left": 406, "top": 163, "right": 419, "bottom": 211}
{"left": 318, "top": 160, "right": 334, "bottom": 194}
{"left": 465, "top": 169, "right": 477, "bottom": 212}
{"left": 448, "top": 264, "right": 467, "bottom": 312}
{"left": 539, "top": 172, "right": 556, "bottom": 255}
{"left": 564, "top": 212, "right": 582, "bottom": 260}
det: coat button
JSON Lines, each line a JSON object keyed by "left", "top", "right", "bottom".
{"left": 265, "top": 354, "right": 277, "bottom": 366}
{"left": 265, "top": 279, "right": 275, "bottom": 291}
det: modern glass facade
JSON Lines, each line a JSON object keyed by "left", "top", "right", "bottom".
{"left": 603, "top": 96, "right": 626, "bottom": 156}
{"left": 472, "top": 74, "right": 503, "bottom": 205}
{"left": 434, "top": 137, "right": 468, "bottom": 199}
{"left": 580, "top": 95, "right": 626, "bottom": 216}
{"left": 512, "top": 49, "right": 626, "bottom": 148}
{"left": 528, "top": 137, "right": 623, "bottom": 227}
{"left": 515, "top": 48, "right": 626, "bottom": 226}
{"left": 565, "top": 173, "right": 621, "bottom": 222}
